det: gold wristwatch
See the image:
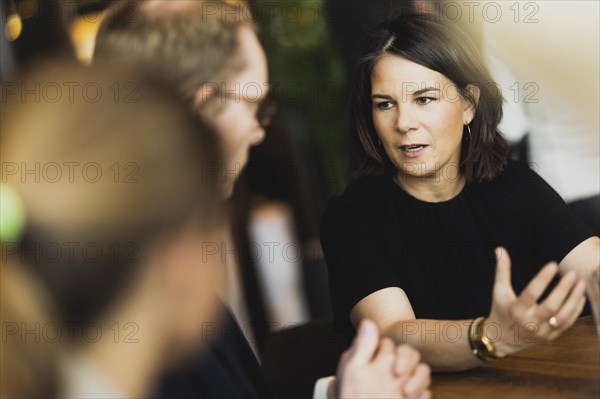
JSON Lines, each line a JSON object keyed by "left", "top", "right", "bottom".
{"left": 468, "top": 317, "right": 504, "bottom": 362}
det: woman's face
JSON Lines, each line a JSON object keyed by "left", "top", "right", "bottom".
{"left": 370, "top": 55, "right": 476, "bottom": 181}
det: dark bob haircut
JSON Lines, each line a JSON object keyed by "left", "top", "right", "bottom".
{"left": 351, "top": 13, "right": 508, "bottom": 182}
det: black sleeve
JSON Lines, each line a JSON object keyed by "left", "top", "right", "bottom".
{"left": 518, "top": 163, "right": 595, "bottom": 267}
{"left": 320, "top": 196, "right": 401, "bottom": 333}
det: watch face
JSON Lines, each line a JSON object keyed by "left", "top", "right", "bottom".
{"left": 481, "top": 336, "right": 495, "bottom": 352}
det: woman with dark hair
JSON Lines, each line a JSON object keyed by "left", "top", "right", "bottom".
{"left": 320, "top": 13, "right": 600, "bottom": 371}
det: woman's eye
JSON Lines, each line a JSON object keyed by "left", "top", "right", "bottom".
{"left": 376, "top": 101, "right": 394, "bottom": 110}
{"left": 416, "top": 97, "right": 434, "bottom": 105}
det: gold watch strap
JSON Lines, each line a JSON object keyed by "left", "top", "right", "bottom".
{"left": 469, "top": 317, "right": 503, "bottom": 362}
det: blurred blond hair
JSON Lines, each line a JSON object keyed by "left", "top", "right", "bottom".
{"left": 1, "top": 59, "right": 223, "bottom": 333}
{"left": 94, "top": 0, "right": 255, "bottom": 110}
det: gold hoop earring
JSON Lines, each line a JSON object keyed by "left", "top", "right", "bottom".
{"left": 466, "top": 124, "right": 472, "bottom": 141}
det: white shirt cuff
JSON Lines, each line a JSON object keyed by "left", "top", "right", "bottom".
{"left": 313, "top": 376, "right": 335, "bottom": 399}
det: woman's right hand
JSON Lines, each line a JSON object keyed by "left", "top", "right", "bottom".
{"left": 486, "top": 247, "right": 587, "bottom": 357}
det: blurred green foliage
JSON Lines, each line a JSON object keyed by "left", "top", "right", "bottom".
{"left": 253, "top": 0, "right": 350, "bottom": 195}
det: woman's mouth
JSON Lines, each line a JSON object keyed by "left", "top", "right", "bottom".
{"left": 399, "top": 144, "right": 428, "bottom": 157}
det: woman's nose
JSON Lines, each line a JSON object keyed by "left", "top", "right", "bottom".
{"left": 395, "top": 104, "right": 418, "bottom": 133}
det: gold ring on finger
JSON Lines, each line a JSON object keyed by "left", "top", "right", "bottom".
{"left": 548, "top": 316, "right": 560, "bottom": 329}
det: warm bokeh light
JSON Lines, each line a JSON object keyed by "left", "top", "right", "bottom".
{"left": 70, "top": 12, "right": 105, "bottom": 64}
{"left": 5, "top": 13, "right": 22, "bottom": 41}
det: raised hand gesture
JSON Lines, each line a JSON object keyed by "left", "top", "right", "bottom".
{"left": 487, "top": 247, "right": 587, "bottom": 357}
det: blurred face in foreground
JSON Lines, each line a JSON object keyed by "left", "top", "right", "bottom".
{"left": 197, "top": 25, "right": 269, "bottom": 197}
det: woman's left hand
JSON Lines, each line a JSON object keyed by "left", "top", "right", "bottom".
{"left": 486, "top": 247, "right": 587, "bottom": 357}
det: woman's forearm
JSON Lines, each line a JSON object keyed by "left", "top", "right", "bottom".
{"left": 383, "top": 319, "right": 483, "bottom": 372}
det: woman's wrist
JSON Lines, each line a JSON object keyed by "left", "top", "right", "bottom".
{"left": 484, "top": 318, "right": 515, "bottom": 358}
{"left": 469, "top": 317, "right": 510, "bottom": 361}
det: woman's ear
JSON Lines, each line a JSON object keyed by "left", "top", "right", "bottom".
{"left": 463, "top": 84, "right": 480, "bottom": 124}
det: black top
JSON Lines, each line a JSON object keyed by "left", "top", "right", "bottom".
{"left": 155, "top": 305, "right": 276, "bottom": 399}
{"left": 320, "top": 161, "right": 594, "bottom": 335}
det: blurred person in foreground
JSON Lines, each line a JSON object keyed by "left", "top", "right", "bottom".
{"left": 94, "top": 1, "right": 431, "bottom": 398}
{"left": 0, "top": 253, "right": 60, "bottom": 398}
{"left": 319, "top": 13, "right": 600, "bottom": 372}
{"left": 1, "top": 61, "right": 224, "bottom": 397}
